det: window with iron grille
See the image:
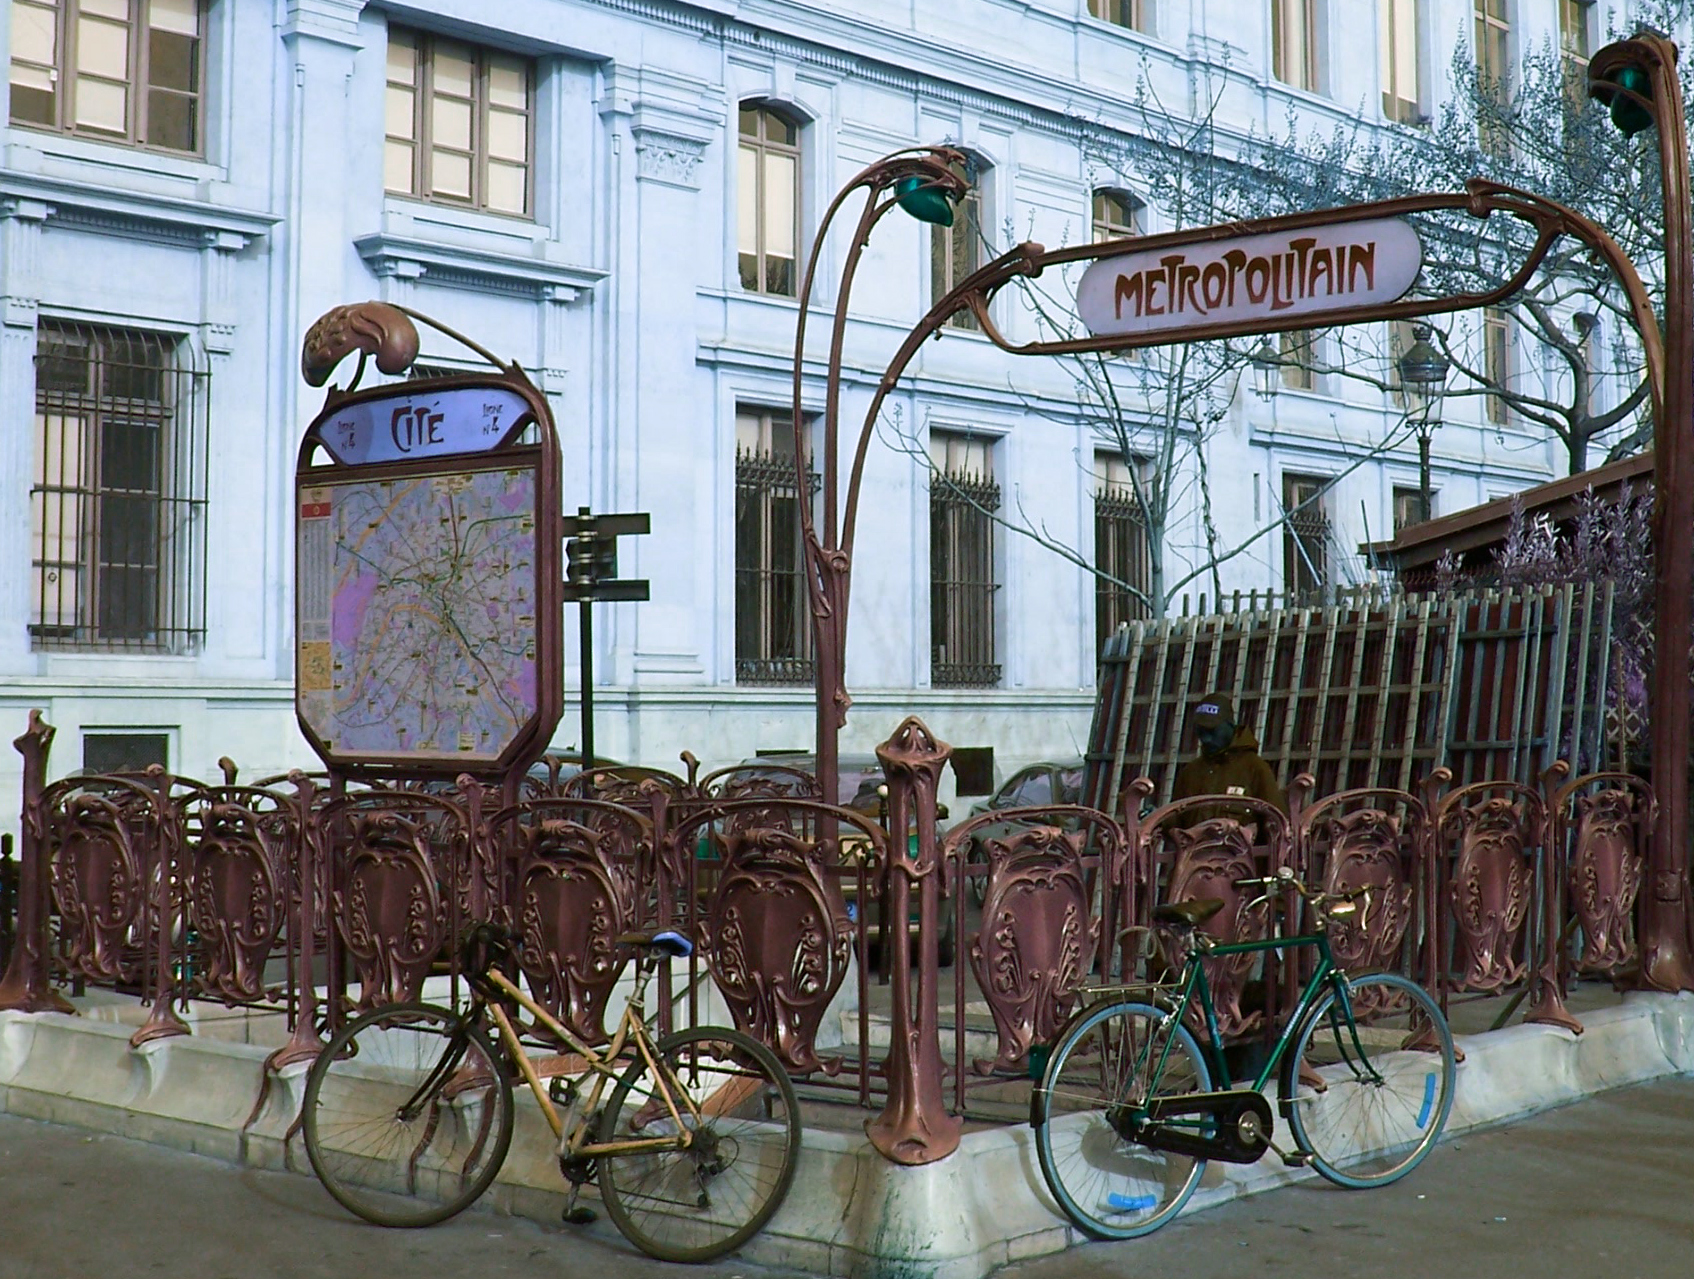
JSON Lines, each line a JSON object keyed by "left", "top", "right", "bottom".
{"left": 385, "top": 25, "right": 533, "bottom": 217}
{"left": 735, "top": 408, "right": 816, "bottom": 685}
{"left": 930, "top": 432, "right": 1000, "bottom": 687}
{"left": 737, "top": 104, "right": 801, "bottom": 297}
{"left": 30, "top": 322, "right": 209, "bottom": 652}
{"left": 9, "top": 0, "right": 204, "bottom": 153}
{"left": 931, "top": 157, "right": 984, "bottom": 332}
{"left": 1282, "top": 472, "right": 1329, "bottom": 596}
{"left": 1095, "top": 454, "right": 1151, "bottom": 652}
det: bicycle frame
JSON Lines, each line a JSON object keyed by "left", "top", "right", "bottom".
{"left": 1136, "top": 920, "right": 1387, "bottom": 1117}
{"left": 476, "top": 958, "right": 704, "bottom": 1161}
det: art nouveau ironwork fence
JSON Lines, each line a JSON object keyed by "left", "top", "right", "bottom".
{"left": 0, "top": 709, "right": 1657, "bottom": 1165}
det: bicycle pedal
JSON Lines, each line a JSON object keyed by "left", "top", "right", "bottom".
{"left": 562, "top": 1206, "right": 598, "bottom": 1226}
{"left": 1281, "top": 1150, "right": 1313, "bottom": 1168}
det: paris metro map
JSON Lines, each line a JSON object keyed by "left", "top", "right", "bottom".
{"left": 297, "top": 462, "right": 539, "bottom": 764}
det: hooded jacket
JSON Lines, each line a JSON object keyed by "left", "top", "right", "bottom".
{"left": 1170, "top": 724, "right": 1288, "bottom": 821}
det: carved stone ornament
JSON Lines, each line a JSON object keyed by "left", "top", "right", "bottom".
{"left": 633, "top": 130, "right": 707, "bottom": 189}
{"left": 702, "top": 827, "right": 853, "bottom": 1074}
{"left": 969, "top": 825, "right": 1096, "bottom": 1073}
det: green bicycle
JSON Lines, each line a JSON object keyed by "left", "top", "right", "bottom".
{"left": 1031, "top": 867, "right": 1456, "bottom": 1239}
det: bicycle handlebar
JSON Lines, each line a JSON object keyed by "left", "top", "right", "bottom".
{"left": 1232, "top": 869, "right": 1371, "bottom": 923}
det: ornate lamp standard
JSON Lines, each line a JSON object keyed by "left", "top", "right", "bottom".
{"left": 788, "top": 148, "right": 970, "bottom": 806}
{"left": 1396, "top": 324, "right": 1450, "bottom": 525}
{"left": 1588, "top": 35, "right": 1694, "bottom": 991}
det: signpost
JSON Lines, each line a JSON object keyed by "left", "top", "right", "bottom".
{"left": 560, "top": 508, "right": 650, "bottom": 768}
{"left": 294, "top": 303, "right": 563, "bottom": 783}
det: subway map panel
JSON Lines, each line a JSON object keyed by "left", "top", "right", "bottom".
{"left": 297, "top": 464, "right": 538, "bottom": 764}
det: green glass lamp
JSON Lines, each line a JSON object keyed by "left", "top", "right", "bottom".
{"left": 895, "top": 175, "right": 957, "bottom": 226}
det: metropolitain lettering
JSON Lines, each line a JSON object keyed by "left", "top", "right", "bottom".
{"left": 1113, "top": 237, "right": 1380, "bottom": 321}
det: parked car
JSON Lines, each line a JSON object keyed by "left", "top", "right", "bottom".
{"left": 961, "top": 759, "right": 1087, "bottom": 905}
{"left": 737, "top": 753, "right": 954, "bottom": 967}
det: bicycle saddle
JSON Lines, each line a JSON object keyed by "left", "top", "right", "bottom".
{"left": 1152, "top": 898, "right": 1226, "bottom": 927}
{"left": 617, "top": 929, "right": 695, "bottom": 958}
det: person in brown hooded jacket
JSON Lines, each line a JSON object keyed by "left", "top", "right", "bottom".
{"left": 1170, "top": 692, "right": 1288, "bottom": 826}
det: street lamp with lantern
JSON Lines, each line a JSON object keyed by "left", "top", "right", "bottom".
{"left": 1397, "top": 323, "right": 1451, "bottom": 524}
{"left": 1249, "top": 339, "right": 1280, "bottom": 399}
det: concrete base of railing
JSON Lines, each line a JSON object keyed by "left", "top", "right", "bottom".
{"left": 3, "top": 992, "right": 1692, "bottom": 1278}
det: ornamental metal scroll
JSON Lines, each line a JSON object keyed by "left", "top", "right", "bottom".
{"left": 182, "top": 786, "right": 300, "bottom": 1005}
{"left": 1432, "top": 777, "right": 1547, "bottom": 996}
{"left": 664, "top": 798, "right": 879, "bottom": 1075}
{"left": 1291, "top": 780, "right": 1428, "bottom": 982}
{"left": 1550, "top": 770, "right": 1656, "bottom": 980}
{"left": 1133, "top": 795, "right": 1291, "bottom": 1041}
{"left": 940, "top": 805, "right": 1126, "bottom": 1075}
{"left": 316, "top": 792, "right": 471, "bottom": 1011}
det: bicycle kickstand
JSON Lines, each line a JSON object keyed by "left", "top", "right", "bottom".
{"left": 561, "top": 1182, "right": 598, "bottom": 1226}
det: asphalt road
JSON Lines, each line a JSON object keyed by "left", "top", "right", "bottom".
{"left": 1, "top": 1077, "right": 1691, "bottom": 1279}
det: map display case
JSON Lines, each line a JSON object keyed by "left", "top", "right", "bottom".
{"left": 295, "top": 368, "right": 562, "bottom": 776}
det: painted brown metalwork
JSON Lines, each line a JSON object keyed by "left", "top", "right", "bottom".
{"left": 1139, "top": 799, "right": 1289, "bottom": 1040}
{"left": 300, "top": 301, "right": 420, "bottom": 388}
{"left": 964, "top": 823, "right": 1097, "bottom": 1074}
{"left": 318, "top": 794, "right": 467, "bottom": 1012}
{"left": 0, "top": 712, "right": 72, "bottom": 1014}
{"left": 1550, "top": 768, "right": 1655, "bottom": 980}
{"left": 183, "top": 786, "right": 298, "bottom": 1004}
{"left": 701, "top": 825, "right": 855, "bottom": 1074}
{"left": 1290, "top": 780, "right": 1428, "bottom": 982}
{"left": 1587, "top": 36, "right": 1694, "bottom": 994}
{"left": 865, "top": 717, "right": 961, "bottom": 1164}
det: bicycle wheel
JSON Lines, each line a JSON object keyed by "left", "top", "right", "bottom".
{"left": 302, "top": 1001, "right": 514, "bottom": 1227}
{"left": 1033, "top": 1000, "right": 1213, "bottom": 1240}
{"left": 1282, "top": 971, "right": 1456, "bottom": 1189}
{"left": 597, "top": 1026, "right": 800, "bottom": 1262}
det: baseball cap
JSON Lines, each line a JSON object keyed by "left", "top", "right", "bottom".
{"left": 1191, "top": 693, "right": 1235, "bottom": 727}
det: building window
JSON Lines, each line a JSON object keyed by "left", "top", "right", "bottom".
{"left": 737, "top": 105, "right": 801, "bottom": 297}
{"left": 931, "top": 432, "right": 999, "bottom": 687}
{"left": 1087, "top": 0, "right": 1145, "bottom": 32}
{"left": 1484, "top": 307, "right": 1511, "bottom": 424}
{"left": 1091, "top": 189, "right": 1141, "bottom": 242}
{"left": 1281, "top": 329, "right": 1316, "bottom": 391}
{"left": 1392, "top": 484, "right": 1429, "bottom": 534}
{"left": 1379, "top": 0, "right": 1419, "bottom": 124}
{"left": 1095, "top": 455, "right": 1150, "bottom": 651}
{"left": 31, "top": 323, "right": 209, "bottom": 652}
{"left": 9, "top": 0, "right": 204, "bottom": 153}
{"left": 735, "top": 408, "right": 814, "bottom": 685}
{"left": 1272, "top": 0, "right": 1319, "bottom": 93}
{"left": 1282, "top": 472, "right": 1329, "bottom": 596}
{"left": 83, "top": 730, "right": 168, "bottom": 773}
{"left": 385, "top": 25, "right": 532, "bottom": 217}
{"left": 1559, "top": 0, "right": 1590, "bottom": 98}
{"left": 932, "top": 157, "right": 984, "bottom": 331}
{"left": 1474, "top": 0, "right": 1509, "bottom": 84}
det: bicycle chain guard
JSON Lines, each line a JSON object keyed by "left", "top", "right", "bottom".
{"left": 1124, "top": 1088, "right": 1274, "bottom": 1164}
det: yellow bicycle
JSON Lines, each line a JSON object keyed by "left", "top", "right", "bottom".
{"left": 302, "top": 924, "right": 800, "bottom": 1262}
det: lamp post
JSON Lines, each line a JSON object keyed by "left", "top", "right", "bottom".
{"left": 789, "top": 148, "right": 970, "bottom": 807}
{"left": 1397, "top": 324, "right": 1450, "bottom": 524}
{"left": 1249, "top": 339, "right": 1279, "bottom": 400}
{"left": 1588, "top": 34, "right": 1694, "bottom": 991}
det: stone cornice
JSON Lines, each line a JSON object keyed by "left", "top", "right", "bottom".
{"left": 355, "top": 230, "right": 608, "bottom": 300}
{"left": 0, "top": 172, "right": 276, "bottom": 246}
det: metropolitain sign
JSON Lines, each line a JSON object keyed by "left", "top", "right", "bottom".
{"left": 1075, "top": 218, "right": 1424, "bottom": 340}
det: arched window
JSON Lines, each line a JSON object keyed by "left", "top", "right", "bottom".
{"left": 932, "top": 155, "right": 987, "bottom": 331}
{"left": 1091, "top": 189, "right": 1141, "bottom": 242}
{"left": 737, "top": 104, "right": 801, "bottom": 297}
